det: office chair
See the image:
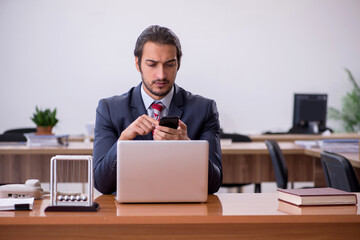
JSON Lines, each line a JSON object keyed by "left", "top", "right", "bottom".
{"left": 3, "top": 128, "right": 36, "bottom": 134}
{"left": 265, "top": 140, "right": 289, "bottom": 189}
{"left": 220, "top": 131, "right": 261, "bottom": 193}
{"left": 320, "top": 151, "right": 360, "bottom": 192}
{"left": 0, "top": 134, "right": 27, "bottom": 142}
{"left": 220, "top": 132, "right": 252, "bottom": 142}
{"left": 0, "top": 128, "right": 36, "bottom": 142}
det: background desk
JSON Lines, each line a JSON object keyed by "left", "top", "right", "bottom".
{"left": 221, "top": 142, "right": 317, "bottom": 185}
{"left": 305, "top": 148, "right": 360, "bottom": 168}
{"left": 0, "top": 142, "right": 309, "bottom": 185}
{"left": 1, "top": 140, "right": 359, "bottom": 187}
{"left": 221, "top": 142, "right": 360, "bottom": 187}
{"left": 0, "top": 142, "right": 92, "bottom": 184}
{"left": 1, "top": 193, "right": 359, "bottom": 240}
{"left": 71, "top": 133, "right": 360, "bottom": 143}
{"left": 250, "top": 133, "right": 360, "bottom": 142}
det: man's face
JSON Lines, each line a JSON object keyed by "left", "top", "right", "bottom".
{"left": 136, "top": 42, "right": 178, "bottom": 100}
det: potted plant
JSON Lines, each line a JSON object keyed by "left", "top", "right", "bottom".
{"left": 328, "top": 69, "right": 360, "bottom": 132}
{"left": 30, "top": 106, "right": 59, "bottom": 135}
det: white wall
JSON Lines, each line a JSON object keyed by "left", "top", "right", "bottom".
{"left": 1, "top": 0, "right": 359, "bottom": 135}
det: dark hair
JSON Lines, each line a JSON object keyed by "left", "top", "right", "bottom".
{"left": 134, "top": 25, "right": 182, "bottom": 70}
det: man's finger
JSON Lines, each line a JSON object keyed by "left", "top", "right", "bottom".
{"left": 156, "top": 125, "right": 177, "bottom": 135}
{"left": 178, "top": 120, "right": 187, "bottom": 130}
{"left": 141, "top": 114, "right": 159, "bottom": 125}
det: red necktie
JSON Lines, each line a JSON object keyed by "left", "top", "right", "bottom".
{"left": 151, "top": 102, "right": 164, "bottom": 121}
{"left": 151, "top": 102, "right": 164, "bottom": 136}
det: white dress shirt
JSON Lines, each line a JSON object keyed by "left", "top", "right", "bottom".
{"left": 140, "top": 83, "right": 174, "bottom": 119}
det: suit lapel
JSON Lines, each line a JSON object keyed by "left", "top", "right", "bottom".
{"left": 168, "top": 84, "right": 184, "bottom": 118}
{"left": 130, "top": 83, "right": 152, "bottom": 140}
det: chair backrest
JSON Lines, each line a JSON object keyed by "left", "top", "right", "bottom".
{"left": 265, "top": 140, "right": 288, "bottom": 189}
{"left": 320, "top": 151, "right": 360, "bottom": 192}
{"left": 0, "top": 134, "right": 27, "bottom": 142}
{"left": 3, "top": 128, "right": 36, "bottom": 134}
{"left": 0, "top": 128, "right": 36, "bottom": 142}
{"left": 220, "top": 133, "right": 252, "bottom": 142}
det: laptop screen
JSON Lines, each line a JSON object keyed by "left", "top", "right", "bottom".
{"left": 116, "top": 140, "right": 209, "bottom": 203}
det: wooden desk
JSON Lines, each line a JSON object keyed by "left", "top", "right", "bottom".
{"left": 0, "top": 142, "right": 93, "bottom": 184}
{"left": 71, "top": 133, "right": 360, "bottom": 143}
{"left": 0, "top": 142, "right": 93, "bottom": 155}
{"left": 305, "top": 148, "right": 360, "bottom": 168}
{"left": 250, "top": 133, "right": 360, "bottom": 142}
{"left": 304, "top": 148, "right": 360, "bottom": 181}
{"left": 0, "top": 141, "right": 358, "bottom": 187}
{"left": 0, "top": 142, "right": 313, "bottom": 185}
{"left": 221, "top": 142, "right": 317, "bottom": 185}
{"left": 0, "top": 193, "right": 359, "bottom": 240}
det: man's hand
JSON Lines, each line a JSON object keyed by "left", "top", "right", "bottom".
{"left": 119, "top": 114, "right": 158, "bottom": 140}
{"left": 153, "top": 119, "right": 190, "bottom": 140}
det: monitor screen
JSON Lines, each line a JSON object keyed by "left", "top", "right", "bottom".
{"left": 291, "top": 94, "right": 327, "bottom": 134}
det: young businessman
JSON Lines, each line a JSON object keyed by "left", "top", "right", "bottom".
{"left": 93, "top": 25, "right": 222, "bottom": 194}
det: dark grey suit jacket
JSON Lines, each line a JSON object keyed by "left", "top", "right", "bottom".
{"left": 93, "top": 83, "right": 222, "bottom": 194}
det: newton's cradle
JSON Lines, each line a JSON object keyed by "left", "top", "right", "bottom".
{"left": 45, "top": 155, "right": 99, "bottom": 212}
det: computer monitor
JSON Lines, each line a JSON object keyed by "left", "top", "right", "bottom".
{"left": 290, "top": 93, "right": 328, "bottom": 134}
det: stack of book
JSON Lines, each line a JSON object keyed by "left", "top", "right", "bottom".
{"left": 278, "top": 200, "right": 357, "bottom": 215}
{"left": 24, "top": 133, "right": 69, "bottom": 147}
{"left": 277, "top": 188, "right": 358, "bottom": 206}
{"left": 294, "top": 140, "right": 320, "bottom": 149}
{"left": 320, "top": 139, "right": 359, "bottom": 153}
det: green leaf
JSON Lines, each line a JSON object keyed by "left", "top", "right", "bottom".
{"left": 345, "top": 68, "right": 360, "bottom": 92}
{"left": 328, "top": 69, "right": 360, "bottom": 132}
{"left": 328, "top": 107, "right": 342, "bottom": 120}
{"left": 30, "top": 106, "right": 59, "bottom": 127}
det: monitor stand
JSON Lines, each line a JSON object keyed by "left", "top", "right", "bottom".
{"left": 288, "top": 122, "right": 321, "bottom": 134}
{"left": 307, "top": 121, "right": 319, "bottom": 134}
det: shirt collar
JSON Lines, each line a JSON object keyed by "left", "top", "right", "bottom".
{"left": 141, "top": 83, "right": 174, "bottom": 111}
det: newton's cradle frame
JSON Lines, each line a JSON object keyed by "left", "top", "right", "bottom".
{"left": 45, "top": 155, "right": 99, "bottom": 212}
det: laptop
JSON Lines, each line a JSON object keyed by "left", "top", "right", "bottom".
{"left": 116, "top": 140, "right": 209, "bottom": 203}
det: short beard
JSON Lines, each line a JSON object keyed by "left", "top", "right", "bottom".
{"left": 142, "top": 76, "right": 171, "bottom": 97}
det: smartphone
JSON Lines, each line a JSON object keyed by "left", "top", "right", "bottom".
{"left": 159, "top": 116, "right": 179, "bottom": 129}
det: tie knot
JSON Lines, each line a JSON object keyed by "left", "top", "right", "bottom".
{"left": 151, "top": 102, "right": 164, "bottom": 112}
{"left": 151, "top": 102, "right": 164, "bottom": 120}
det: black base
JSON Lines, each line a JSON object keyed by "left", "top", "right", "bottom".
{"left": 45, "top": 202, "right": 99, "bottom": 212}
